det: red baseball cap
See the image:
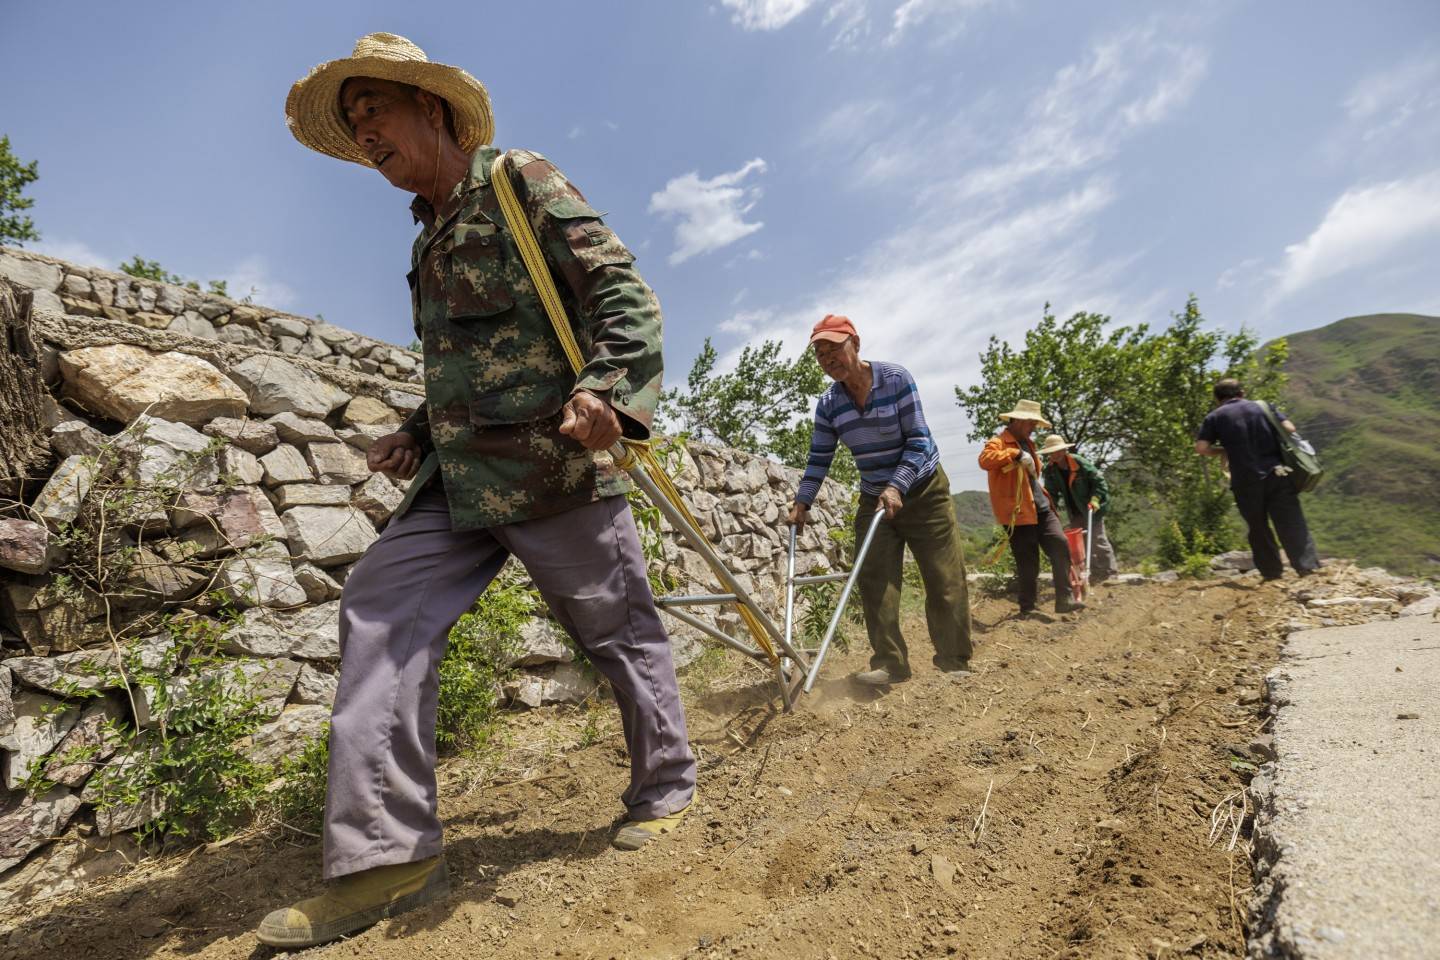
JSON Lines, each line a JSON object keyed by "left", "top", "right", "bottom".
{"left": 809, "top": 314, "right": 858, "bottom": 345}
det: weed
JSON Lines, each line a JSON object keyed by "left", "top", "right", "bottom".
{"left": 265, "top": 729, "right": 330, "bottom": 832}
{"left": 438, "top": 578, "right": 538, "bottom": 755}
{"left": 77, "top": 610, "right": 270, "bottom": 843}
{"left": 1179, "top": 552, "right": 1215, "bottom": 580}
{"left": 576, "top": 705, "right": 605, "bottom": 749}
{"left": 681, "top": 642, "right": 733, "bottom": 698}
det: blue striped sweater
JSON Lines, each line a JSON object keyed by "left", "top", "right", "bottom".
{"left": 794, "top": 360, "right": 941, "bottom": 505}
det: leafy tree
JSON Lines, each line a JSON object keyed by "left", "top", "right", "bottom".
{"left": 0, "top": 135, "right": 40, "bottom": 246}
{"left": 119, "top": 255, "right": 229, "bottom": 297}
{"left": 955, "top": 308, "right": 1152, "bottom": 470}
{"left": 662, "top": 338, "right": 858, "bottom": 488}
{"left": 662, "top": 338, "right": 826, "bottom": 450}
{"left": 119, "top": 256, "right": 183, "bottom": 285}
{"left": 956, "top": 296, "right": 1288, "bottom": 561}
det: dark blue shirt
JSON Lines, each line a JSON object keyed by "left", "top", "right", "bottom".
{"left": 1197, "top": 398, "right": 1287, "bottom": 489}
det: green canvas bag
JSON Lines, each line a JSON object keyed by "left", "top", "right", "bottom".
{"left": 1260, "top": 401, "right": 1324, "bottom": 493}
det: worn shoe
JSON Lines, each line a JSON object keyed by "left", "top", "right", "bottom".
{"left": 853, "top": 667, "right": 910, "bottom": 686}
{"left": 939, "top": 661, "right": 973, "bottom": 679}
{"left": 1055, "top": 597, "right": 1087, "bottom": 614}
{"left": 256, "top": 856, "right": 450, "bottom": 949}
{"left": 613, "top": 796, "right": 694, "bottom": 851}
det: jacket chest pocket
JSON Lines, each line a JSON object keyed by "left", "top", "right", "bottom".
{"left": 439, "top": 221, "right": 516, "bottom": 323}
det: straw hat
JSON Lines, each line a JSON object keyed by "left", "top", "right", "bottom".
{"left": 1037, "top": 434, "right": 1073, "bottom": 456}
{"left": 998, "top": 399, "right": 1052, "bottom": 428}
{"left": 285, "top": 33, "right": 494, "bottom": 167}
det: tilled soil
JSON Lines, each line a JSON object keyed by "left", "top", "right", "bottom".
{"left": 0, "top": 576, "right": 1294, "bottom": 960}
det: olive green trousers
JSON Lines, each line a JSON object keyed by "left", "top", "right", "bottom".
{"left": 853, "top": 466, "right": 973, "bottom": 676}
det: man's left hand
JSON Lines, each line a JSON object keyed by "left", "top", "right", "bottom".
{"left": 559, "top": 390, "right": 623, "bottom": 451}
{"left": 1088, "top": 498, "right": 1100, "bottom": 512}
{"left": 879, "top": 485, "right": 903, "bottom": 520}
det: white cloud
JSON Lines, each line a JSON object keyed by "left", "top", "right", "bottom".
{"left": 1335, "top": 52, "right": 1440, "bottom": 159}
{"left": 720, "top": 0, "right": 997, "bottom": 47}
{"left": 720, "top": 0, "right": 820, "bottom": 31}
{"left": 649, "top": 158, "right": 769, "bottom": 265}
{"left": 710, "top": 21, "right": 1209, "bottom": 488}
{"left": 31, "top": 238, "right": 114, "bottom": 270}
{"left": 725, "top": 248, "right": 766, "bottom": 269}
{"left": 957, "top": 24, "right": 1207, "bottom": 200}
{"left": 719, "top": 307, "right": 776, "bottom": 336}
{"left": 717, "top": 179, "right": 1131, "bottom": 489}
{"left": 1216, "top": 257, "right": 1263, "bottom": 291}
{"left": 1344, "top": 53, "right": 1440, "bottom": 122}
{"left": 1270, "top": 172, "right": 1440, "bottom": 302}
{"left": 887, "top": 0, "right": 994, "bottom": 45}
{"left": 567, "top": 124, "right": 584, "bottom": 140}
{"left": 220, "top": 255, "right": 298, "bottom": 310}
{"left": 823, "top": 0, "right": 871, "bottom": 48}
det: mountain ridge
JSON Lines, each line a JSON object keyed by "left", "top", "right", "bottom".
{"left": 1274, "top": 312, "right": 1440, "bottom": 577}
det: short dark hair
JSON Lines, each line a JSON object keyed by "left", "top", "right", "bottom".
{"left": 1213, "top": 378, "right": 1244, "bottom": 401}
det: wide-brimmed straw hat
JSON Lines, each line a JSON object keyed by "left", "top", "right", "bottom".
{"left": 1037, "top": 434, "right": 1073, "bottom": 456}
{"left": 998, "top": 399, "right": 1052, "bottom": 428}
{"left": 285, "top": 32, "right": 494, "bottom": 167}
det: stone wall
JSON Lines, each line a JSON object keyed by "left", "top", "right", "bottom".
{"left": 0, "top": 247, "right": 422, "bottom": 381}
{"left": 0, "top": 254, "right": 850, "bottom": 901}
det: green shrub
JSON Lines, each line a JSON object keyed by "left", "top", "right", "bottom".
{"left": 798, "top": 577, "right": 860, "bottom": 653}
{"left": 266, "top": 729, "right": 330, "bottom": 831}
{"left": 77, "top": 611, "right": 270, "bottom": 842}
{"left": 437, "top": 579, "right": 538, "bottom": 754}
{"left": 1179, "top": 553, "right": 1215, "bottom": 580}
{"left": 973, "top": 528, "right": 1019, "bottom": 597}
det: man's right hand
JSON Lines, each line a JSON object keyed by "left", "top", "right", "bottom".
{"left": 367, "top": 432, "right": 422, "bottom": 480}
{"left": 787, "top": 502, "right": 810, "bottom": 529}
{"left": 1016, "top": 450, "right": 1038, "bottom": 476}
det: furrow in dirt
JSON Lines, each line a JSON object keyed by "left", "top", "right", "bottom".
{"left": 0, "top": 578, "right": 1292, "bottom": 960}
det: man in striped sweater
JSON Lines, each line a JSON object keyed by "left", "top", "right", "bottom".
{"left": 787, "top": 315, "right": 973, "bottom": 686}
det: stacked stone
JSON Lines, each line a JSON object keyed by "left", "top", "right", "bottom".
{"left": 0, "top": 247, "right": 421, "bottom": 382}
{"left": 1211, "top": 554, "right": 1440, "bottom": 627}
{"left": 0, "top": 250, "right": 848, "bottom": 896}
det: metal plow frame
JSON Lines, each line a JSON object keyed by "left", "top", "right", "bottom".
{"left": 641, "top": 465, "right": 883, "bottom": 710}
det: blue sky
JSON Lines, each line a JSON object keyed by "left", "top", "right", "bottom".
{"left": 5, "top": 1, "right": 1438, "bottom": 489}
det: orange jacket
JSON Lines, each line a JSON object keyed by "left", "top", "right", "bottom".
{"left": 978, "top": 431, "right": 1053, "bottom": 526}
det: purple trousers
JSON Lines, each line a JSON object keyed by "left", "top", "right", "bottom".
{"left": 323, "top": 485, "right": 696, "bottom": 879}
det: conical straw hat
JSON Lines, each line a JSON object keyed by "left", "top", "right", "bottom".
{"left": 285, "top": 33, "right": 493, "bottom": 166}
{"left": 998, "top": 399, "right": 1052, "bottom": 429}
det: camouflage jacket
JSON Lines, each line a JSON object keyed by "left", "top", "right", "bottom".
{"left": 393, "top": 146, "right": 663, "bottom": 530}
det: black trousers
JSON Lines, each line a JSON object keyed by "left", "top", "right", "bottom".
{"left": 1232, "top": 473, "right": 1320, "bottom": 579}
{"left": 1008, "top": 507, "right": 1073, "bottom": 611}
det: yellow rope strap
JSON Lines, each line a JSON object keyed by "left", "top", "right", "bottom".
{"left": 490, "top": 153, "right": 778, "bottom": 663}
{"left": 982, "top": 462, "right": 1026, "bottom": 567}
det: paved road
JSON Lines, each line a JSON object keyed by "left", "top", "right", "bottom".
{"left": 1251, "top": 619, "right": 1440, "bottom": 959}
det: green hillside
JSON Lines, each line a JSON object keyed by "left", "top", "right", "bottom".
{"left": 952, "top": 489, "right": 995, "bottom": 534}
{"left": 1277, "top": 313, "right": 1440, "bottom": 577}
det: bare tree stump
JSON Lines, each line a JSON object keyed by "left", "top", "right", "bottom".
{"left": 0, "top": 279, "right": 50, "bottom": 498}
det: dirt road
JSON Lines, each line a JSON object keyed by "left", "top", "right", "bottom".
{"left": 0, "top": 577, "right": 1291, "bottom": 960}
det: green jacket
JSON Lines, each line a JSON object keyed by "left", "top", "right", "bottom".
{"left": 1041, "top": 452, "right": 1111, "bottom": 522}
{"left": 394, "top": 147, "right": 664, "bottom": 529}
